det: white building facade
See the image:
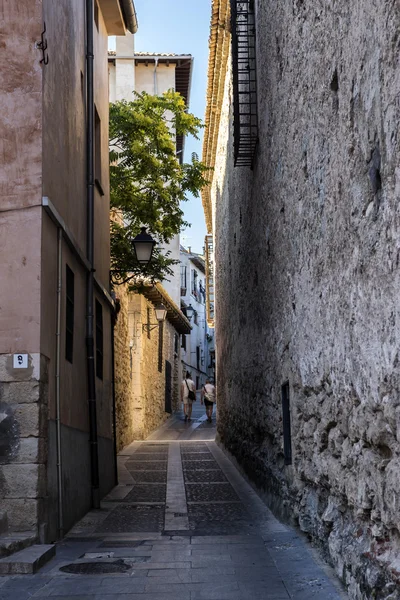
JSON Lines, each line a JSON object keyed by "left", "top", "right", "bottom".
{"left": 108, "top": 37, "right": 193, "bottom": 306}
{"left": 180, "top": 247, "right": 215, "bottom": 390}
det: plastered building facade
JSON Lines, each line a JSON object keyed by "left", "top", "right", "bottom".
{"left": 180, "top": 247, "right": 214, "bottom": 388}
{"left": 202, "top": 1, "right": 400, "bottom": 598}
{"left": 0, "top": 0, "right": 135, "bottom": 544}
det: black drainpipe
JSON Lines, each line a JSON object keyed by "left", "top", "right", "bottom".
{"left": 111, "top": 311, "right": 118, "bottom": 486}
{"left": 86, "top": 0, "right": 100, "bottom": 509}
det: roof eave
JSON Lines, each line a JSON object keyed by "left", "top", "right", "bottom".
{"left": 141, "top": 283, "right": 192, "bottom": 335}
{"left": 119, "top": 0, "right": 138, "bottom": 33}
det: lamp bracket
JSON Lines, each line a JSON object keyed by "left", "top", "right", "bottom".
{"left": 142, "top": 323, "right": 161, "bottom": 333}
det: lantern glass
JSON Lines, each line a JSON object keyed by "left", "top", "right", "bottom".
{"left": 185, "top": 304, "right": 195, "bottom": 321}
{"left": 154, "top": 303, "right": 167, "bottom": 322}
{"left": 132, "top": 227, "right": 156, "bottom": 265}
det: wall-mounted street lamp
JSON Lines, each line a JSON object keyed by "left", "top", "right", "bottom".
{"left": 185, "top": 304, "right": 195, "bottom": 322}
{"left": 142, "top": 303, "right": 167, "bottom": 333}
{"left": 132, "top": 227, "right": 156, "bottom": 266}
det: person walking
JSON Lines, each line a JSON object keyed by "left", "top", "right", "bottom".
{"left": 181, "top": 371, "right": 196, "bottom": 422}
{"left": 201, "top": 378, "right": 216, "bottom": 423}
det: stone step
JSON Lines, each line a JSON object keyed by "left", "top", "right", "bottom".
{"left": 0, "top": 532, "right": 37, "bottom": 558}
{"left": 0, "top": 512, "right": 8, "bottom": 535}
{"left": 0, "top": 544, "right": 55, "bottom": 574}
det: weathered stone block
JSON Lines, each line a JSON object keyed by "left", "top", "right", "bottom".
{"left": 0, "top": 354, "right": 40, "bottom": 383}
{"left": 1, "top": 499, "right": 39, "bottom": 532}
{"left": 1, "top": 464, "right": 46, "bottom": 498}
{"left": 14, "top": 403, "right": 41, "bottom": 437}
{"left": 10, "top": 437, "right": 46, "bottom": 464}
{"left": 0, "top": 381, "right": 40, "bottom": 404}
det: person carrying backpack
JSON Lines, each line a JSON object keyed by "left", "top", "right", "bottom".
{"left": 181, "top": 371, "right": 196, "bottom": 422}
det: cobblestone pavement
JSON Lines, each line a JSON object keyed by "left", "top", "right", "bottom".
{"left": 0, "top": 404, "right": 347, "bottom": 599}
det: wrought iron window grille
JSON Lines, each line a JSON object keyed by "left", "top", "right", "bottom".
{"left": 231, "top": 0, "right": 259, "bottom": 167}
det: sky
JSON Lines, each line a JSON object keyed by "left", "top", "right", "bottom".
{"left": 115, "top": 0, "right": 212, "bottom": 254}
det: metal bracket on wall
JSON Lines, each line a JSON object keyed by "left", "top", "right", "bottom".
{"left": 36, "top": 22, "right": 49, "bottom": 65}
{"left": 142, "top": 323, "right": 160, "bottom": 333}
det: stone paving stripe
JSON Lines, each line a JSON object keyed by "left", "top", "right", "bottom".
{"left": 128, "top": 561, "right": 192, "bottom": 570}
{"left": 144, "top": 569, "right": 192, "bottom": 583}
{"left": 144, "top": 581, "right": 239, "bottom": 594}
{"left": 161, "top": 530, "right": 192, "bottom": 537}
{"left": 102, "top": 533, "right": 163, "bottom": 541}
{"left": 143, "top": 539, "right": 190, "bottom": 545}
{"left": 190, "top": 535, "right": 262, "bottom": 544}
{"left": 98, "top": 541, "right": 143, "bottom": 548}
{"left": 147, "top": 566, "right": 236, "bottom": 580}
{"left": 33, "top": 595, "right": 191, "bottom": 600}
{"left": 164, "top": 443, "right": 189, "bottom": 531}
{"left": 189, "top": 567, "right": 236, "bottom": 582}
{"left": 190, "top": 590, "right": 247, "bottom": 600}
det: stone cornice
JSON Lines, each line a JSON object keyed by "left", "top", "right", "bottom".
{"left": 201, "top": 0, "right": 231, "bottom": 233}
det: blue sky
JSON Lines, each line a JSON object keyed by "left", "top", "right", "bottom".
{"left": 122, "top": 0, "right": 211, "bottom": 254}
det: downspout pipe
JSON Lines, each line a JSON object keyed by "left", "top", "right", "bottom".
{"left": 86, "top": 0, "right": 100, "bottom": 509}
{"left": 55, "top": 228, "right": 64, "bottom": 538}
{"left": 153, "top": 57, "right": 158, "bottom": 95}
{"left": 111, "top": 311, "right": 118, "bottom": 486}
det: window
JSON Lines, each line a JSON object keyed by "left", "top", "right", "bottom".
{"left": 65, "top": 265, "right": 74, "bottom": 363}
{"left": 193, "top": 310, "right": 198, "bottom": 326}
{"left": 180, "top": 266, "right": 187, "bottom": 295}
{"left": 199, "top": 280, "right": 206, "bottom": 304}
{"left": 281, "top": 382, "right": 292, "bottom": 465}
{"left": 196, "top": 346, "right": 200, "bottom": 371}
{"left": 95, "top": 300, "right": 103, "bottom": 380}
{"left": 94, "top": 106, "right": 103, "bottom": 194}
{"left": 181, "top": 334, "right": 186, "bottom": 351}
{"left": 191, "top": 269, "right": 198, "bottom": 298}
{"left": 174, "top": 333, "right": 179, "bottom": 355}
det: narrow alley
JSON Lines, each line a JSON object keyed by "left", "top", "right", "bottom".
{"left": 0, "top": 404, "right": 346, "bottom": 600}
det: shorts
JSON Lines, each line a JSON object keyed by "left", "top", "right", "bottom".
{"left": 204, "top": 399, "right": 214, "bottom": 408}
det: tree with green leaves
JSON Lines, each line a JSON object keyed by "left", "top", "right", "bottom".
{"left": 109, "top": 90, "right": 209, "bottom": 288}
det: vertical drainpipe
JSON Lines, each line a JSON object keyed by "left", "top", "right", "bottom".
{"left": 55, "top": 228, "right": 64, "bottom": 537}
{"left": 111, "top": 305, "right": 118, "bottom": 486}
{"left": 86, "top": 0, "right": 100, "bottom": 509}
{"left": 153, "top": 58, "right": 158, "bottom": 95}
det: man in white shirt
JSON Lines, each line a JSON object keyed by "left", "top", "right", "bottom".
{"left": 181, "top": 371, "right": 196, "bottom": 422}
{"left": 201, "top": 378, "right": 216, "bottom": 423}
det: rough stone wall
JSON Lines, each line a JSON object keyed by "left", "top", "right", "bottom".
{"left": 212, "top": 2, "right": 400, "bottom": 598}
{"left": 133, "top": 294, "right": 178, "bottom": 440}
{"left": 113, "top": 285, "right": 133, "bottom": 453}
{"left": 113, "top": 290, "right": 180, "bottom": 447}
{"left": 0, "top": 354, "right": 48, "bottom": 533}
